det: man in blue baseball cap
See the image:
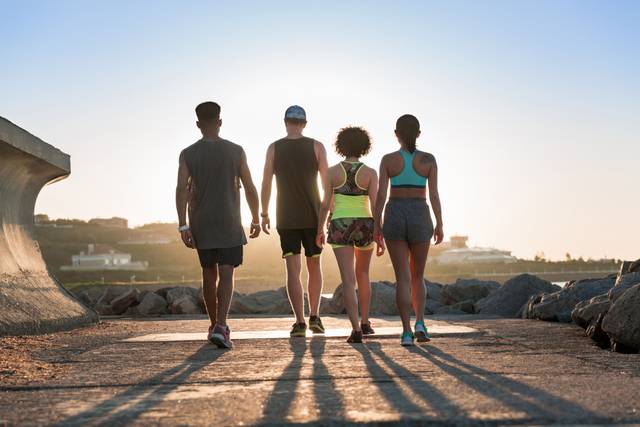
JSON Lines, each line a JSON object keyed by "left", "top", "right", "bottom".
{"left": 260, "top": 105, "right": 329, "bottom": 337}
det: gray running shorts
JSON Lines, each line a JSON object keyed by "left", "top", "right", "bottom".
{"left": 382, "top": 198, "right": 434, "bottom": 243}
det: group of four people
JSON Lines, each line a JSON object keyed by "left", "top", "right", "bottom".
{"left": 175, "top": 102, "right": 443, "bottom": 349}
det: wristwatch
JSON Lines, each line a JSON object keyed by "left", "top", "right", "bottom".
{"left": 178, "top": 224, "right": 190, "bottom": 232}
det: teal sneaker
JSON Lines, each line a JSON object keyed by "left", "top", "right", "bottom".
{"left": 415, "top": 321, "right": 431, "bottom": 342}
{"left": 401, "top": 331, "right": 415, "bottom": 347}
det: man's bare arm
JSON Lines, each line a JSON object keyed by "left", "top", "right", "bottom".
{"left": 239, "top": 150, "right": 261, "bottom": 238}
{"left": 315, "top": 140, "right": 329, "bottom": 193}
{"left": 316, "top": 166, "right": 334, "bottom": 247}
{"left": 175, "top": 152, "right": 194, "bottom": 248}
{"left": 260, "top": 144, "right": 275, "bottom": 234}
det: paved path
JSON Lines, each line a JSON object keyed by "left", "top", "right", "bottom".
{"left": 1, "top": 315, "right": 640, "bottom": 426}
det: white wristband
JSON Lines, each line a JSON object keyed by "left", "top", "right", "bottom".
{"left": 178, "top": 224, "right": 190, "bottom": 232}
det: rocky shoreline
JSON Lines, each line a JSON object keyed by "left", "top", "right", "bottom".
{"left": 73, "top": 258, "right": 640, "bottom": 353}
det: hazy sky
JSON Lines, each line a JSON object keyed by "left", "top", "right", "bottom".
{"left": 2, "top": 1, "right": 639, "bottom": 260}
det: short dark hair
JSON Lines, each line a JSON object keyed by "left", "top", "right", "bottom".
{"left": 284, "top": 118, "right": 307, "bottom": 125}
{"left": 334, "top": 126, "right": 371, "bottom": 158}
{"left": 395, "top": 114, "right": 420, "bottom": 153}
{"left": 195, "top": 102, "right": 221, "bottom": 122}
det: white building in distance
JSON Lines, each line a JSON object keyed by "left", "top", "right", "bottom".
{"left": 61, "top": 244, "right": 148, "bottom": 271}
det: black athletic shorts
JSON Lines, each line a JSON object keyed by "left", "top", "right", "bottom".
{"left": 277, "top": 228, "right": 322, "bottom": 258}
{"left": 197, "top": 245, "right": 243, "bottom": 268}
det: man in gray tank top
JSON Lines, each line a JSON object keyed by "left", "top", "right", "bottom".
{"left": 176, "top": 101, "right": 260, "bottom": 349}
{"left": 260, "top": 105, "right": 329, "bottom": 337}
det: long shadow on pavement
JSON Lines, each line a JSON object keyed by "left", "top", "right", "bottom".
{"left": 310, "top": 336, "right": 345, "bottom": 419}
{"left": 52, "top": 343, "right": 223, "bottom": 427}
{"left": 411, "top": 344, "right": 610, "bottom": 424}
{"left": 261, "top": 338, "right": 307, "bottom": 422}
{"left": 365, "top": 341, "right": 465, "bottom": 420}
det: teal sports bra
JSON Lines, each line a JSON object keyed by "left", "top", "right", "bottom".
{"left": 390, "top": 149, "right": 427, "bottom": 188}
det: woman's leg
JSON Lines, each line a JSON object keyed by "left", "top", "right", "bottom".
{"left": 354, "top": 248, "right": 373, "bottom": 324}
{"left": 409, "top": 242, "right": 430, "bottom": 323}
{"left": 386, "top": 240, "right": 412, "bottom": 333}
{"left": 332, "top": 246, "right": 361, "bottom": 331}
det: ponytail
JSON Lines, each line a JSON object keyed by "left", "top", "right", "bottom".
{"left": 395, "top": 114, "right": 420, "bottom": 153}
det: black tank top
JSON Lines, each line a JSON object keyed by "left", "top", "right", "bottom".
{"left": 181, "top": 138, "right": 247, "bottom": 249}
{"left": 273, "top": 137, "right": 321, "bottom": 229}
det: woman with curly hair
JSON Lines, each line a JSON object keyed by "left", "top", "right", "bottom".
{"left": 316, "top": 126, "right": 381, "bottom": 343}
{"left": 373, "top": 114, "right": 443, "bottom": 346}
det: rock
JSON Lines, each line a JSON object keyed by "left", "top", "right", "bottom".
{"left": 170, "top": 295, "right": 203, "bottom": 315}
{"left": 441, "top": 279, "right": 500, "bottom": 305}
{"left": 524, "top": 276, "right": 615, "bottom": 322}
{"left": 319, "top": 296, "right": 339, "bottom": 315}
{"left": 94, "top": 303, "right": 114, "bottom": 316}
{"left": 629, "top": 259, "right": 640, "bottom": 273}
{"left": 451, "top": 299, "right": 475, "bottom": 314}
{"left": 110, "top": 288, "right": 140, "bottom": 315}
{"left": 75, "top": 291, "right": 95, "bottom": 307}
{"left": 602, "top": 283, "right": 640, "bottom": 352}
{"left": 96, "top": 286, "right": 126, "bottom": 306}
{"left": 425, "top": 299, "right": 445, "bottom": 315}
{"left": 433, "top": 305, "right": 467, "bottom": 315}
{"left": 424, "top": 280, "right": 444, "bottom": 303}
{"left": 608, "top": 271, "right": 640, "bottom": 303}
{"left": 230, "top": 288, "right": 292, "bottom": 315}
{"left": 325, "top": 282, "right": 398, "bottom": 316}
{"left": 476, "top": 274, "right": 560, "bottom": 318}
{"left": 586, "top": 313, "right": 610, "bottom": 349}
{"left": 166, "top": 287, "right": 200, "bottom": 305}
{"left": 137, "top": 293, "right": 168, "bottom": 316}
{"left": 571, "top": 294, "right": 610, "bottom": 329}
{"left": 124, "top": 306, "right": 139, "bottom": 317}
{"left": 154, "top": 286, "right": 175, "bottom": 299}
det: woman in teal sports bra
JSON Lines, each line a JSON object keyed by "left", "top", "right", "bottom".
{"left": 316, "top": 126, "right": 381, "bottom": 343}
{"left": 373, "top": 114, "right": 444, "bottom": 347}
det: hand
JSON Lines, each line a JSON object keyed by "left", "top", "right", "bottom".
{"left": 180, "top": 229, "right": 195, "bottom": 249}
{"left": 261, "top": 215, "right": 271, "bottom": 234}
{"left": 374, "top": 228, "right": 385, "bottom": 256}
{"left": 316, "top": 230, "right": 325, "bottom": 248}
{"left": 433, "top": 223, "right": 444, "bottom": 245}
{"left": 249, "top": 222, "right": 261, "bottom": 238}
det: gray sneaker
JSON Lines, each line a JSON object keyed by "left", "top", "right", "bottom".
{"left": 209, "top": 324, "right": 233, "bottom": 349}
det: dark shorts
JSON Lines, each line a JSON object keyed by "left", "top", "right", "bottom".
{"left": 277, "top": 228, "right": 322, "bottom": 258}
{"left": 327, "top": 217, "right": 374, "bottom": 249}
{"left": 197, "top": 246, "right": 243, "bottom": 268}
{"left": 383, "top": 198, "right": 434, "bottom": 243}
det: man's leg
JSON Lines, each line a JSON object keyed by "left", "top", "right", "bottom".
{"left": 202, "top": 266, "right": 218, "bottom": 326}
{"left": 306, "top": 255, "right": 323, "bottom": 318}
{"left": 216, "top": 264, "right": 235, "bottom": 327}
{"left": 285, "top": 254, "right": 305, "bottom": 324}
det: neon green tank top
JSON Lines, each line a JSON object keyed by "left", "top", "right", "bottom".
{"left": 332, "top": 162, "right": 372, "bottom": 219}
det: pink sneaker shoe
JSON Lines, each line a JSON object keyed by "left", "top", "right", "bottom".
{"left": 209, "top": 324, "right": 233, "bottom": 349}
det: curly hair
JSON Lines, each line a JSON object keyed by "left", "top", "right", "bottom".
{"left": 334, "top": 126, "right": 372, "bottom": 158}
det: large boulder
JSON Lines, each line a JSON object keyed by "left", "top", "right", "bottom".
{"left": 96, "top": 286, "right": 126, "bottom": 306}
{"left": 165, "top": 287, "right": 200, "bottom": 305}
{"left": 230, "top": 288, "right": 292, "bottom": 314}
{"left": 476, "top": 274, "right": 559, "bottom": 318}
{"left": 326, "top": 282, "right": 398, "bottom": 315}
{"left": 571, "top": 294, "right": 610, "bottom": 329}
{"left": 425, "top": 299, "right": 445, "bottom": 315}
{"left": 433, "top": 305, "right": 467, "bottom": 315}
{"left": 441, "top": 279, "right": 500, "bottom": 305}
{"left": 609, "top": 270, "right": 640, "bottom": 303}
{"left": 525, "top": 276, "right": 615, "bottom": 322}
{"left": 110, "top": 288, "right": 140, "bottom": 315}
{"left": 137, "top": 292, "right": 168, "bottom": 316}
{"left": 170, "top": 295, "right": 203, "bottom": 315}
{"left": 425, "top": 280, "right": 444, "bottom": 303}
{"left": 602, "top": 283, "right": 640, "bottom": 352}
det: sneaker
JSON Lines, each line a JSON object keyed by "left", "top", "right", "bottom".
{"left": 308, "top": 316, "right": 325, "bottom": 334}
{"left": 290, "top": 322, "right": 307, "bottom": 337}
{"left": 209, "top": 324, "right": 233, "bottom": 349}
{"left": 207, "top": 325, "right": 216, "bottom": 343}
{"left": 347, "top": 330, "right": 363, "bottom": 343}
{"left": 414, "top": 320, "right": 431, "bottom": 342}
{"left": 361, "top": 321, "right": 375, "bottom": 336}
{"left": 401, "top": 331, "right": 415, "bottom": 347}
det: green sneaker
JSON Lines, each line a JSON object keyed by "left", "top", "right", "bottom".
{"left": 309, "top": 316, "right": 325, "bottom": 334}
{"left": 415, "top": 321, "right": 431, "bottom": 342}
{"left": 401, "top": 331, "right": 415, "bottom": 347}
{"left": 290, "top": 322, "right": 307, "bottom": 337}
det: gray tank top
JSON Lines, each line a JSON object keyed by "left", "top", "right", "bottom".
{"left": 181, "top": 138, "right": 247, "bottom": 249}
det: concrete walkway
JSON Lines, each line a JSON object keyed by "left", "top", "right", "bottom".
{"left": 1, "top": 315, "right": 639, "bottom": 426}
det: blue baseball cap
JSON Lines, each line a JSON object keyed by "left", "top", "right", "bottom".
{"left": 284, "top": 105, "right": 307, "bottom": 121}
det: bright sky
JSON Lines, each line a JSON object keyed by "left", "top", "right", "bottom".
{"left": 2, "top": 1, "right": 639, "bottom": 260}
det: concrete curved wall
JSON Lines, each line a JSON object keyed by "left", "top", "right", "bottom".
{"left": 0, "top": 117, "right": 97, "bottom": 336}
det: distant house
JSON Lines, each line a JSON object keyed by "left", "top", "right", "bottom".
{"left": 431, "top": 235, "right": 517, "bottom": 265}
{"left": 34, "top": 214, "right": 50, "bottom": 224}
{"left": 61, "top": 244, "right": 148, "bottom": 271}
{"left": 118, "top": 233, "right": 177, "bottom": 245}
{"left": 88, "top": 217, "right": 128, "bottom": 229}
